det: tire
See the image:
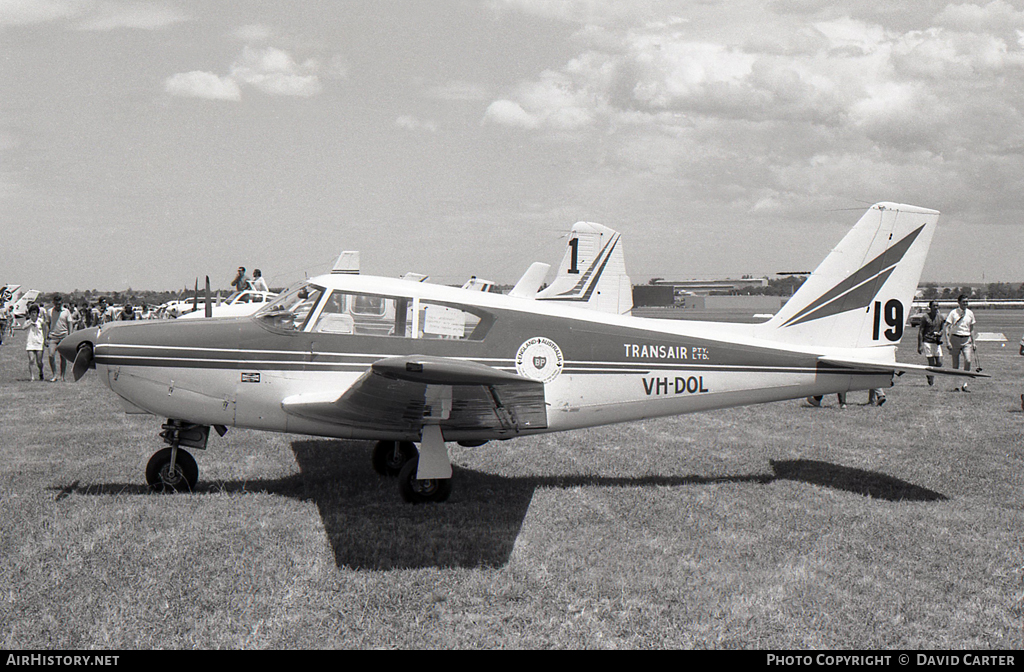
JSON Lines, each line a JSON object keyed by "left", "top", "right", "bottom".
{"left": 371, "top": 440, "right": 416, "bottom": 477}
{"left": 397, "top": 457, "right": 452, "bottom": 504}
{"left": 146, "top": 447, "right": 198, "bottom": 493}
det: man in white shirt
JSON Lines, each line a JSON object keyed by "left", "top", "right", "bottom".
{"left": 249, "top": 269, "right": 270, "bottom": 293}
{"left": 943, "top": 294, "right": 977, "bottom": 392}
{"left": 45, "top": 294, "right": 72, "bottom": 382}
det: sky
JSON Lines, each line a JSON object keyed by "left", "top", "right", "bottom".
{"left": 3, "top": 0, "right": 1024, "bottom": 293}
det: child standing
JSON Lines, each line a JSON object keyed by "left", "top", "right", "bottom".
{"left": 25, "top": 304, "right": 47, "bottom": 381}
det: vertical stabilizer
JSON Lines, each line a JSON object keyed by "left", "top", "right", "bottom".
{"left": 754, "top": 202, "right": 939, "bottom": 352}
{"left": 536, "top": 222, "right": 632, "bottom": 314}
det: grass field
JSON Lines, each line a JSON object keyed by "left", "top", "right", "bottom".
{"left": 2, "top": 311, "right": 1023, "bottom": 649}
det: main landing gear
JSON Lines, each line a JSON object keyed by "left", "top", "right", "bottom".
{"left": 146, "top": 420, "right": 223, "bottom": 493}
{"left": 371, "top": 434, "right": 453, "bottom": 504}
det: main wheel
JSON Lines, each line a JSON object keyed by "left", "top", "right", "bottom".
{"left": 397, "top": 457, "right": 452, "bottom": 504}
{"left": 146, "top": 447, "right": 198, "bottom": 493}
{"left": 371, "top": 440, "right": 416, "bottom": 477}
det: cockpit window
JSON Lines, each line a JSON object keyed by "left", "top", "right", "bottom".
{"left": 311, "top": 291, "right": 411, "bottom": 336}
{"left": 256, "top": 283, "right": 325, "bottom": 332}
{"left": 304, "top": 290, "right": 494, "bottom": 341}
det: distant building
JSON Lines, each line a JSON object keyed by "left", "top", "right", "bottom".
{"left": 647, "top": 277, "right": 768, "bottom": 302}
{"left": 632, "top": 285, "right": 675, "bottom": 307}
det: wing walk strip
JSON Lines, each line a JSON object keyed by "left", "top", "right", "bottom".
{"left": 94, "top": 346, "right": 886, "bottom": 377}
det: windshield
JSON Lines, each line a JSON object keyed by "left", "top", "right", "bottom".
{"left": 256, "top": 282, "right": 324, "bottom": 331}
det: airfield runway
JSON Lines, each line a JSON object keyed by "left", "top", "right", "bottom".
{"left": 1, "top": 309, "right": 1022, "bottom": 648}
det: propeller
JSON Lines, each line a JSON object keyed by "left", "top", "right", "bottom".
{"left": 72, "top": 342, "right": 94, "bottom": 382}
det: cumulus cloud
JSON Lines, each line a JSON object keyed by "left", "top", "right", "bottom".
{"left": 484, "top": 0, "right": 1024, "bottom": 226}
{"left": 165, "top": 27, "right": 344, "bottom": 101}
{"left": 164, "top": 71, "right": 241, "bottom": 101}
{"left": 484, "top": 99, "right": 540, "bottom": 128}
{"left": 229, "top": 46, "right": 322, "bottom": 97}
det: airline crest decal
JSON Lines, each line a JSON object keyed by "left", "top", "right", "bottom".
{"left": 516, "top": 337, "right": 564, "bottom": 383}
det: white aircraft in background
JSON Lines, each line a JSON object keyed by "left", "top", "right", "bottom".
{"left": 177, "top": 289, "right": 278, "bottom": 320}
{"left": 59, "top": 203, "right": 984, "bottom": 502}
{"left": 2, "top": 285, "right": 41, "bottom": 328}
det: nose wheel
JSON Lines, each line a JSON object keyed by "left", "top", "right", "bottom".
{"left": 146, "top": 447, "right": 198, "bottom": 493}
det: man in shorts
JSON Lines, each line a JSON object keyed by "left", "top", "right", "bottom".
{"left": 45, "top": 294, "right": 72, "bottom": 382}
{"left": 917, "top": 301, "right": 944, "bottom": 386}
{"left": 943, "top": 294, "right": 976, "bottom": 392}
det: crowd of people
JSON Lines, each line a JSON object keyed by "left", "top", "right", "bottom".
{"left": 19, "top": 294, "right": 130, "bottom": 382}
{"left": 7, "top": 268, "right": 274, "bottom": 382}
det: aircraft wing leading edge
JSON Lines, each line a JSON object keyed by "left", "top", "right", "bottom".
{"left": 281, "top": 355, "right": 548, "bottom": 435}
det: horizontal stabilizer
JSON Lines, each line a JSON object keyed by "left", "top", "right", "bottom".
{"left": 819, "top": 356, "right": 989, "bottom": 378}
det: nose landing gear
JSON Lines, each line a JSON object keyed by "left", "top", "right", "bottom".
{"left": 146, "top": 447, "right": 198, "bottom": 493}
{"left": 146, "top": 420, "right": 219, "bottom": 493}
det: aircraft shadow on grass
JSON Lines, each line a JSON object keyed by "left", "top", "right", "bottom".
{"left": 54, "top": 440, "right": 946, "bottom": 570}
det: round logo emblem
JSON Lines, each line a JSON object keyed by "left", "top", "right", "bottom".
{"left": 515, "top": 337, "right": 564, "bottom": 383}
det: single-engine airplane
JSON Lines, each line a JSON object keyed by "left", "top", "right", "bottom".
{"left": 59, "top": 202, "right": 986, "bottom": 502}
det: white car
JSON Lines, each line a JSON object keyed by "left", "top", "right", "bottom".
{"left": 177, "top": 290, "right": 277, "bottom": 319}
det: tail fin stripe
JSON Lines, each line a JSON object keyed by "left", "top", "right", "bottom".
{"left": 784, "top": 267, "right": 895, "bottom": 327}
{"left": 541, "top": 234, "right": 619, "bottom": 301}
{"left": 781, "top": 224, "right": 924, "bottom": 328}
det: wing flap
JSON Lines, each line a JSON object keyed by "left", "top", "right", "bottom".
{"left": 281, "top": 356, "right": 548, "bottom": 434}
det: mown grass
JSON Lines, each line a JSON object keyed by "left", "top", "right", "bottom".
{"left": 1, "top": 311, "right": 1022, "bottom": 649}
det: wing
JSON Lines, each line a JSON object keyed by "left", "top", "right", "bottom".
{"left": 819, "top": 356, "right": 990, "bottom": 378}
{"left": 281, "top": 355, "right": 548, "bottom": 436}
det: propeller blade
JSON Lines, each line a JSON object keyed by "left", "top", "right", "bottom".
{"left": 205, "top": 276, "right": 212, "bottom": 318}
{"left": 72, "top": 343, "right": 94, "bottom": 382}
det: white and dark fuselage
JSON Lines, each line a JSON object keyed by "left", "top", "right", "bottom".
{"left": 84, "top": 274, "right": 891, "bottom": 444}
{"left": 59, "top": 203, "right": 966, "bottom": 498}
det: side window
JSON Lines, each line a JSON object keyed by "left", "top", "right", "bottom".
{"left": 416, "top": 301, "right": 490, "bottom": 341}
{"left": 306, "top": 292, "right": 493, "bottom": 341}
{"left": 311, "top": 292, "right": 412, "bottom": 337}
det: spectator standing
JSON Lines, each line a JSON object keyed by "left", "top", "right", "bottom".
{"left": 25, "top": 304, "right": 47, "bottom": 381}
{"left": 45, "top": 295, "right": 72, "bottom": 381}
{"left": 943, "top": 294, "right": 977, "bottom": 392}
{"left": 917, "top": 300, "right": 945, "bottom": 386}
{"left": 92, "top": 297, "right": 109, "bottom": 326}
{"left": 231, "top": 267, "right": 250, "bottom": 293}
{"left": 250, "top": 269, "right": 270, "bottom": 292}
